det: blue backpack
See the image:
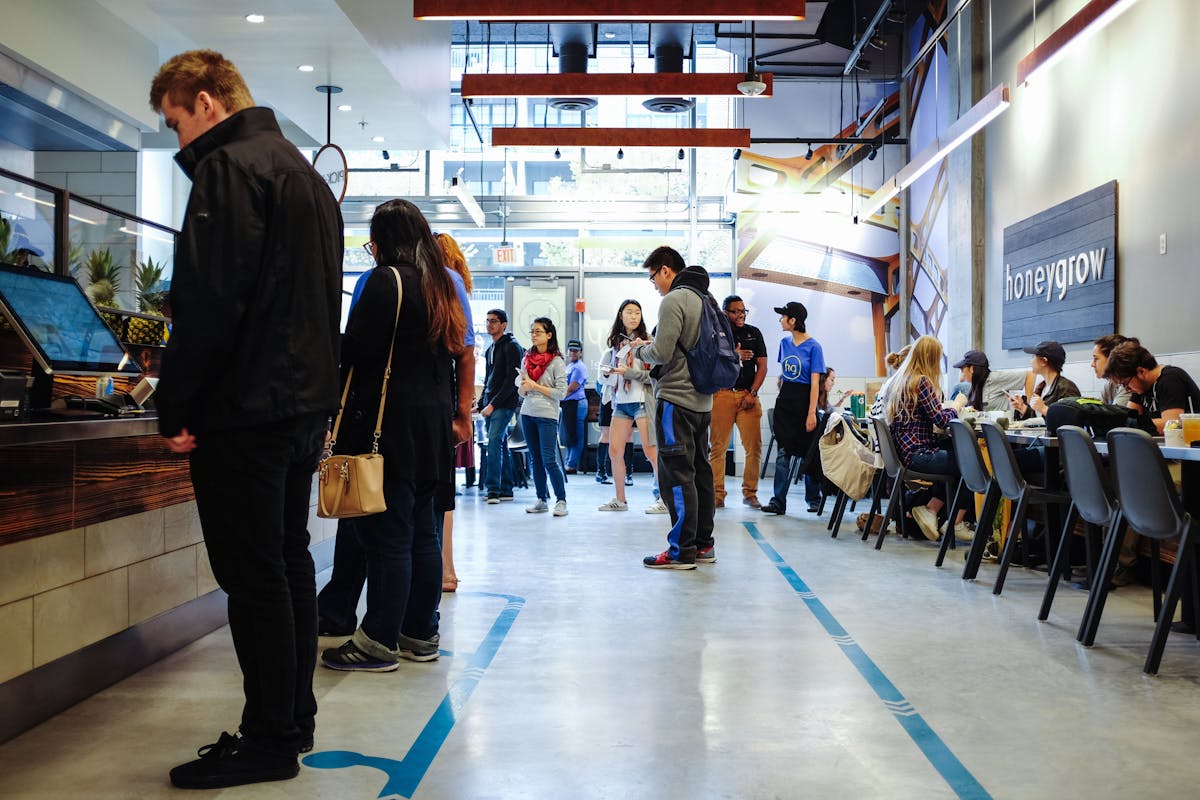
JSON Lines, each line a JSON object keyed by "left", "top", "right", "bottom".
{"left": 675, "top": 284, "right": 741, "bottom": 394}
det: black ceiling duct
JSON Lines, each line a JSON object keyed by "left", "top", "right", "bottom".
{"left": 548, "top": 29, "right": 598, "bottom": 113}
{"left": 643, "top": 39, "right": 694, "bottom": 114}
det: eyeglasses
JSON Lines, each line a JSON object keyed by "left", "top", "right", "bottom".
{"left": 362, "top": 241, "right": 376, "bottom": 257}
{"left": 530, "top": 328, "right": 547, "bottom": 336}
{"left": 727, "top": 308, "right": 749, "bottom": 316}
{"left": 648, "top": 267, "right": 662, "bottom": 282}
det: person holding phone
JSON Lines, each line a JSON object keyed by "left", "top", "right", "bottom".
{"left": 597, "top": 299, "right": 664, "bottom": 513}
{"left": 1012, "top": 340, "right": 1080, "bottom": 420}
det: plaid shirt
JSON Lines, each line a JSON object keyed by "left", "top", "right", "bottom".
{"left": 890, "top": 376, "right": 958, "bottom": 465}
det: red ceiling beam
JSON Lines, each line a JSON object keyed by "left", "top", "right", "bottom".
{"left": 414, "top": 1, "right": 804, "bottom": 21}
{"left": 490, "top": 127, "right": 751, "bottom": 148}
{"left": 462, "top": 72, "right": 773, "bottom": 98}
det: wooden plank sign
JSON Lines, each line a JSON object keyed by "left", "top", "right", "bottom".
{"left": 1001, "top": 181, "right": 1117, "bottom": 350}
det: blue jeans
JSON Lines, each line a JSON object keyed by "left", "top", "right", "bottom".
{"left": 560, "top": 399, "right": 588, "bottom": 469}
{"left": 908, "top": 447, "right": 958, "bottom": 505}
{"left": 484, "top": 407, "right": 516, "bottom": 495}
{"left": 522, "top": 415, "right": 566, "bottom": 502}
{"left": 772, "top": 449, "right": 796, "bottom": 509}
{"left": 357, "top": 478, "right": 442, "bottom": 651}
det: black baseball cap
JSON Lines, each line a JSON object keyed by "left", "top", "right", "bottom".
{"left": 566, "top": 339, "right": 583, "bottom": 351}
{"left": 952, "top": 350, "right": 989, "bottom": 370}
{"left": 1022, "top": 340, "right": 1066, "bottom": 370}
{"left": 772, "top": 301, "right": 807, "bottom": 323}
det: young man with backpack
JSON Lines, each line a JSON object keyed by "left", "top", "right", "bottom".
{"left": 632, "top": 246, "right": 735, "bottom": 569}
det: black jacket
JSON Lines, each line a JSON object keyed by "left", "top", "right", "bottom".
{"left": 482, "top": 332, "right": 523, "bottom": 410}
{"left": 157, "top": 108, "right": 343, "bottom": 437}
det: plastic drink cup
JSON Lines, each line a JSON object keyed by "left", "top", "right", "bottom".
{"left": 1181, "top": 413, "right": 1200, "bottom": 445}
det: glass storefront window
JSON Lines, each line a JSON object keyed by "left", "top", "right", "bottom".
{"left": 66, "top": 199, "right": 174, "bottom": 315}
{"left": 0, "top": 175, "right": 55, "bottom": 272}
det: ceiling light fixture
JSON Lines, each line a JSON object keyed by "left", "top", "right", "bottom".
{"left": 804, "top": 144, "right": 813, "bottom": 160}
{"left": 1017, "top": 0, "right": 1139, "bottom": 85}
{"left": 451, "top": 175, "right": 486, "bottom": 228}
{"left": 297, "top": 64, "right": 314, "bottom": 72}
{"left": 372, "top": 136, "right": 385, "bottom": 143}
{"left": 859, "top": 83, "right": 1011, "bottom": 220}
{"left": 337, "top": 104, "right": 352, "bottom": 112}
{"left": 554, "top": 147, "right": 561, "bottom": 159}
{"left": 245, "top": 13, "right": 265, "bottom": 24}
{"left": 461, "top": 72, "right": 771, "bottom": 98}
{"left": 491, "top": 128, "right": 752, "bottom": 148}
{"left": 677, "top": 148, "right": 685, "bottom": 161}
{"left": 617, "top": 148, "right": 624, "bottom": 160}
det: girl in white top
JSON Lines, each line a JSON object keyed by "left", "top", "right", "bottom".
{"left": 597, "top": 299, "right": 664, "bottom": 513}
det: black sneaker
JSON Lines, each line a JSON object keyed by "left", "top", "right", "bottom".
{"left": 320, "top": 640, "right": 399, "bottom": 672}
{"left": 398, "top": 633, "right": 440, "bottom": 662}
{"left": 169, "top": 732, "right": 299, "bottom": 790}
{"left": 760, "top": 500, "right": 785, "bottom": 515}
{"left": 486, "top": 492, "right": 501, "bottom": 504}
{"left": 498, "top": 494, "right": 515, "bottom": 502}
{"left": 696, "top": 546, "right": 717, "bottom": 564}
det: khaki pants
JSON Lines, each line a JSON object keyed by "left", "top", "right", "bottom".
{"left": 708, "top": 389, "right": 763, "bottom": 502}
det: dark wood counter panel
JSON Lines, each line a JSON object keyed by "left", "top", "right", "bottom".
{"left": 0, "top": 415, "right": 192, "bottom": 546}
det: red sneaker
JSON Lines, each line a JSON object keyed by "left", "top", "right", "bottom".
{"left": 643, "top": 550, "right": 697, "bottom": 570}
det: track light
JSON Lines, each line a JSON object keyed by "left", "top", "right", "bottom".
{"left": 804, "top": 144, "right": 813, "bottom": 160}
{"left": 617, "top": 148, "right": 624, "bottom": 160}
{"left": 381, "top": 150, "right": 390, "bottom": 160}
{"left": 554, "top": 147, "right": 561, "bottom": 159}
{"left": 677, "top": 148, "right": 685, "bottom": 161}
{"left": 867, "top": 146, "right": 877, "bottom": 161}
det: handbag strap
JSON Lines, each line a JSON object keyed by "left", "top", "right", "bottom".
{"left": 328, "top": 266, "right": 404, "bottom": 455}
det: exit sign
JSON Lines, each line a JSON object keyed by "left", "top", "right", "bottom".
{"left": 494, "top": 244, "right": 518, "bottom": 265}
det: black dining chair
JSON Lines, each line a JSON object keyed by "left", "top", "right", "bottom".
{"left": 869, "top": 416, "right": 959, "bottom": 550}
{"left": 1081, "top": 427, "right": 1199, "bottom": 674}
{"left": 979, "top": 421, "right": 1071, "bottom": 596}
{"left": 945, "top": 420, "right": 1001, "bottom": 572}
{"left": 1040, "top": 426, "right": 1118, "bottom": 624}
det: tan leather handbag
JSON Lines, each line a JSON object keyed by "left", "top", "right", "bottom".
{"left": 317, "top": 267, "right": 402, "bottom": 519}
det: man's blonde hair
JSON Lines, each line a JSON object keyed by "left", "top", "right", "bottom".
{"left": 150, "top": 50, "right": 254, "bottom": 114}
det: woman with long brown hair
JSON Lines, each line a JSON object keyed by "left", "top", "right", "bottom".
{"left": 321, "top": 199, "right": 466, "bottom": 672}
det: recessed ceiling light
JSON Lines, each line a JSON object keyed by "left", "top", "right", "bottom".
{"left": 297, "top": 64, "right": 314, "bottom": 72}
{"left": 372, "top": 136, "right": 385, "bottom": 143}
{"left": 604, "top": 31, "right": 616, "bottom": 38}
{"left": 337, "top": 104, "right": 352, "bottom": 111}
{"left": 245, "top": 13, "right": 265, "bottom": 24}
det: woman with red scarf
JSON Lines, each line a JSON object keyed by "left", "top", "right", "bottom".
{"left": 518, "top": 317, "right": 569, "bottom": 516}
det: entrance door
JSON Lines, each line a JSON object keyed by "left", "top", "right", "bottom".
{"left": 506, "top": 273, "right": 578, "bottom": 346}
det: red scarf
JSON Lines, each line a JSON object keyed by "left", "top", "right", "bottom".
{"left": 524, "top": 350, "right": 556, "bottom": 382}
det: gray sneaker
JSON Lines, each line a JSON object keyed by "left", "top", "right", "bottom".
{"left": 398, "top": 633, "right": 440, "bottom": 662}
{"left": 553, "top": 500, "right": 568, "bottom": 517}
{"left": 526, "top": 499, "right": 549, "bottom": 513}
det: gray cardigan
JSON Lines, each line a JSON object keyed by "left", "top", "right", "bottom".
{"left": 517, "top": 355, "right": 568, "bottom": 420}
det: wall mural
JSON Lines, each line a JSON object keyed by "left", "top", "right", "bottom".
{"left": 733, "top": 3, "right": 952, "bottom": 376}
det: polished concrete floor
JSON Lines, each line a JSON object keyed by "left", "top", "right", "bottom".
{"left": 2, "top": 473, "right": 1200, "bottom": 799}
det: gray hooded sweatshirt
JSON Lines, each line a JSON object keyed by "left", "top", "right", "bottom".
{"left": 633, "top": 266, "right": 714, "bottom": 414}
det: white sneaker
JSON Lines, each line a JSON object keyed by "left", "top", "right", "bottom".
{"left": 953, "top": 521, "right": 974, "bottom": 542}
{"left": 553, "top": 500, "right": 568, "bottom": 517}
{"left": 911, "top": 505, "right": 941, "bottom": 541}
{"left": 526, "top": 500, "right": 548, "bottom": 514}
{"left": 644, "top": 497, "right": 669, "bottom": 515}
{"left": 598, "top": 499, "right": 628, "bottom": 511}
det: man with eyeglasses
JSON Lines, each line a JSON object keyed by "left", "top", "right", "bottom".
{"left": 707, "top": 295, "right": 768, "bottom": 509}
{"left": 478, "top": 309, "right": 524, "bottom": 502}
{"left": 1103, "top": 341, "right": 1200, "bottom": 434}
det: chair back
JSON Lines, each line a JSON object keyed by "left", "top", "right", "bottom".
{"left": 979, "top": 421, "right": 1027, "bottom": 501}
{"left": 1106, "top": 427, "right": 1188, "bottom": 541}
{"left": 948, "top": 420, "right": 992, "bottom": 494}
{"left": 870, "top": 416, "right": 903, "bottom": 479}
{"left": 507, "top": 417, "right": 527, "bottom": 448}
{"left": 767, "top": 406, "right": 775, "bottom": 435}
{"left": 1057, "top": 425, "right": 1115, "bottom": 527}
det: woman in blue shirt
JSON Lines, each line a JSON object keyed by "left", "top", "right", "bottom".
{"left": 761, "top": 301, "right": 824, "bottom": 516}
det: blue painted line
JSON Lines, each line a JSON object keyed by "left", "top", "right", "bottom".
{"left": 303, "top": 591, "right": 524, "bottom": 798}
{"left": 743, "top": 522, "right": 992, "bottom": 800}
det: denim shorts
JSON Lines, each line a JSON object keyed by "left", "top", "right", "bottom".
{"left": 612, "top": 401, "right": 646, "bottom": 421}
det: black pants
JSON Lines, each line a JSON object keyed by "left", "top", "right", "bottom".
{"left": 188, "top": 412, "right": 326, "bottom": 753}
{"left": 655, "top": 400, "right": 716, "bottom": 562}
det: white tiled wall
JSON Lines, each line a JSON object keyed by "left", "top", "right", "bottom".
{"left": 0, "top": 487, "right": 334, "bottom": 684}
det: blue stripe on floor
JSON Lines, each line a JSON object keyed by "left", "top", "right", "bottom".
{"left": 743, "top": 522, "right": 992, "bottom": 800}
{"left": 303, "top": 592, "right": 524, "bottom": 798}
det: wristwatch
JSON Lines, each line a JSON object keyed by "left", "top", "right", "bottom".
{"left": 749, "top": 390, "right": 758, "bottom": 397}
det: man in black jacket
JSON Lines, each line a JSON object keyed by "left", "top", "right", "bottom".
{"left": 150, "top": 50, "right": 342, "bottom": 789}
{"left": 479, "top": 309, "right": 524, "bottom": 502}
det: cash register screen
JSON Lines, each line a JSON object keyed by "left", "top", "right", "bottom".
{"left": 0, "top": 263, "right": 141, "bottom": 375}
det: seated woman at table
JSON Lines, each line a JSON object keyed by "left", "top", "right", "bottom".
{"left": 1091, "top": 334, "right": 1136, "bottom": 407}
{"left": 880, "top": 335, "right": 970, "bottom": 542}
{"left": 1103, "top": 341, "right": 1200, "bottom": 434}
{"left": 1010, "top": 340, "right": 1080, "bottom": 420}
{"left": 951, "top": 349, "right": 1031, "bottom": 413}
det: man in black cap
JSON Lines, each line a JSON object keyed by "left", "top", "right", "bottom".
{"left": 560, "top": 338, "right": 589, "bottom": 474}
{"left": 1012, "top": 340, "right": 1080, "bottom": 420}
